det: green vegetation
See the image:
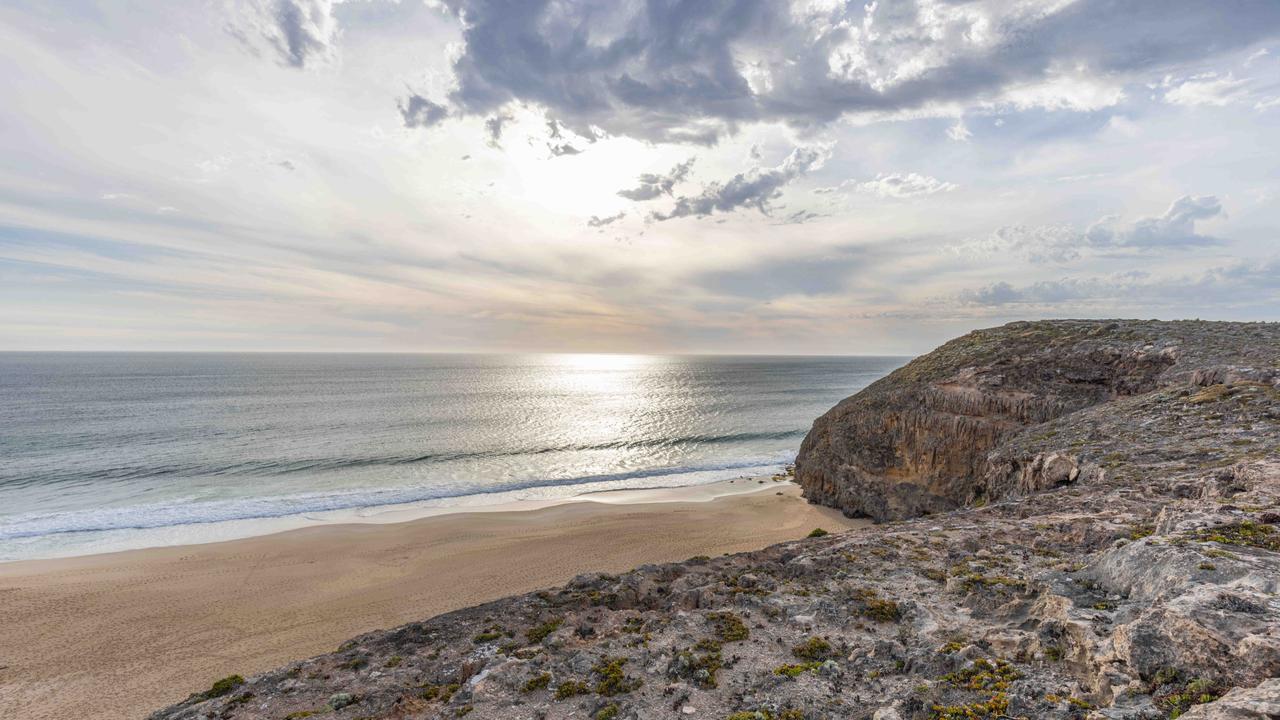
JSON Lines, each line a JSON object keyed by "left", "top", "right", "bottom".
{"left": 674, "top": 638, "right": 724, "bottom": 688}
{"left": 593, "top": 657, "right": 641, "bottom": 696}
{"left": 554, "top": 680, "right": 590, "bottom": 700}
{"left": 791, "top": 636, "right": 834, "bottom": 661}
{"left": 203, "top": 675, "right": 245, "bottom": 700}
{"left": 941, "top": 658, "right": 1020, "bottom": 692}
{"left": 725, "top": 710, "right": 803, "bottom": 720}
{"left": 1150, "top": 669, "right": 1224, "bottom": 718}
{"left": 1128, "top": 523, "right": 1155, "bottom": 540}
{"left": 526, "top": 618, "right": 563, "bottom": 643}
{"left": 848, "top": 586, "right": 903, "bottom": 621}
{"left": 522, "top": 673, "right": 551, "bottom": 692}
{"left": 472, "top": 629, "right": 504, "bottom": 643}
{"left": 773, "top": 661, "right": 822, "bottom": 678}
{"left": 708, "top": 611, "right": 749, "bottom": 642}
{"left": 383, "top": 655, "right": 402, "bottom": 668}
{"left": 420, "top": 683, "right": 460, "bottom": 702}
{"left": 929, "top": 694, "right": 1010, "bottom": 719}
{"left": 807, "top": 528, "right": 830, "bottom": 538}
{"left": 1190, "top": 520, "right": 1280, "bottom": 550}
{"left": 594, "top": 704, "right": 620, "bottom": 720}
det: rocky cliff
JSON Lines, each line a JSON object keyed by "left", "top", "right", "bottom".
{"left": 796, "top": 320, "right": 1279, "bottom": 522}
{"left": 150, "top": 320, "right": 1280, "bottom": 720}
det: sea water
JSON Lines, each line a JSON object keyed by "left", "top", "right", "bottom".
{"left": 0, "top": 353, "right": 903, "bottom": 560}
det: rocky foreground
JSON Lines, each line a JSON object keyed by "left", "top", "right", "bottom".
{"left": 152, "top": 320, "right": 1280, "bottom": 720}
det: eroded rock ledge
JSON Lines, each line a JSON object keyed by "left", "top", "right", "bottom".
{"left": 150, "top": 320, "right": 1280, "bottom": 720}
{"left": 796, "top": 319, "right": 1279, "bottom": 522}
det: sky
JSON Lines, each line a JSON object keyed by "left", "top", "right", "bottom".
{"left": 1, "top": 0, "right": 1278, "bottom": 355}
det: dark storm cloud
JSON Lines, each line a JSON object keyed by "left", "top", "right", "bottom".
{"left": 617, "top": 159, "right": 695, "bottom": 201}
{"left": 412, "top": 0, "right": 1280, "bottom": 143}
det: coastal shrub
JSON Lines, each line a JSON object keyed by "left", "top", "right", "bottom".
{"left": 791, "top": 636, "right": 834, "bottom": 661}
{"left": 203, "top": 675, "right": 245, "bottom": 699}
{"left": 339, "top": 656, "right": 368, "bottom": 670}
{"left": 1191, "top": 520, "right": 1280, "bottom": 550}
{"left": 554, "top": 679, "right": 589, "bottom": 700}
{"left": 807, "top": 528, "right": 830, "bottom": 538}
{"left": 527, "top": 618, "right": 563, "bottom": 643}
{"left": 708, "top": 611, "right": 749, "bottom": 642}
{"left": 861, "top": 596, "right": 902, "bottom": 622}
{"left": 522, "top": 673, "right": 551, "bottom": 692}
{"left": 725, "top": 710, "right": 801, "bottom": 720}
{"left": 594, "top": 656, "right": 641, "bottom": 696}
{"left": 594, "top": 704, "right": 619, "bottom": 720}
{"left": 773, "top": 661, "right": 822, "bottom": 678}
{"left": 941, "top": 658, "right": 1020, "bottom": 692}
{"left": 672, "top": 639, "right": 724, "bottom": 688}
{"left": 472, "top": 629, "right": 503, "bottom": 643}
{"left": 929, "top": 693, "right": 1010, "bottom": 719}
{"left": 420, "top": 683, "right": 460, "bottom": 702}
{"left": 383, "top": 655, "right": 402, "bottom": 668}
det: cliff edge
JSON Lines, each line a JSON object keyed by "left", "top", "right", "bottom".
{"left": 149, "top": 319, "right": 1280, "bottom": 720}
{"left": 796, "top": 319, "right": 1280, "bottom": 521}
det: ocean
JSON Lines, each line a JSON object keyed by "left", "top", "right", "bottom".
{"left": 0, "top": 353, "right": 904, "bottom": 561}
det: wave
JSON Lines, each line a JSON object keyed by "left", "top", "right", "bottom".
{"left": 0, "top": 429, "right": 805, "bottom": 488}
{"left": 0, "top": 455, "right": 795, "bottom": 541}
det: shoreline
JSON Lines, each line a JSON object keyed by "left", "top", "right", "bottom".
{"left": 0, "top": 478, "right": 866, "bottom": 720}
{"left": 0, "top": 467, "right": 797, "bottom": 564}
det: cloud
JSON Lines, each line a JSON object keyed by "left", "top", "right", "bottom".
{"left": 1089, "top": 195, "right": 1224, "bottom": 249}
{"left": 946, "top": 118, "right": 972, "bottom": 142}
{"left": 829, "top": 173, "right": 958, "bottom": 199}
{"left": 230, "top": 0, "right": 342, "bottom": 69}
{"left": 587, "top": 212, "right": 625, "bottom": 227}
{"left": 952, "top": 257, "right": 1280, "bottom": 309}
{"left": 962, "top": 195, "right": 1224, "bottom": 262}
{"left": 483, "top": 112, "right": 511, "bottom": 147}
{"left": 398, "top": 94, "right": 449, "bottom": 128}
{"left": 410, "top": 0, "right": 1280, "bottom": 144}
{"left": 650, "top": 146, "right": 829, "bottom": 221}
{"left": 1161, "top": 73, "right": 1251, "bottom": 106}
{"left": 548, "top": 143, "right": 581, "bottom": 157}
{"left": 617, "top": 159, "right": 695, "bottom": 201}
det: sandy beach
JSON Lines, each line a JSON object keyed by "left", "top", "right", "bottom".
{"left": 0, "top": 480, "right": 864, "bottom": 720}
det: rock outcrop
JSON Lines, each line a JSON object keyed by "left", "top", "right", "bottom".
{"left": 795, "top": 320, "right": 1279, "bottom": 522}
{"left": 149, "top": 320, "right": 1280, "bottom": 720}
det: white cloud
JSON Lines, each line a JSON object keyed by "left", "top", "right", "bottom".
{"left": 1162, "top": 72, "right": 1251, "bottom": 106}
{"left": 958, "top": 195, "right": 1225, "bottom": 263}
{"left": 228, "top": 0, "right": 343, "bottom": 69}
{"left": 651, "top": 146, "right": 831, "bottom": 221}
{"left": 818, "top": 173, "right": 957, "bottom": 199}
{"left": 946, "top": 118, "right": 972, "bottom": 142}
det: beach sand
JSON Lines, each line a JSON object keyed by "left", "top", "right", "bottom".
{"left": 0, "top": 480, "right": 865, "bottom": 720}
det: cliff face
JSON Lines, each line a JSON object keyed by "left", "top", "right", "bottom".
{"left": 796, "top": 320, "right": 1278, "bottom": 521}
{"left": 149, "top": 320, "right": 1280, "bottom": 720}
